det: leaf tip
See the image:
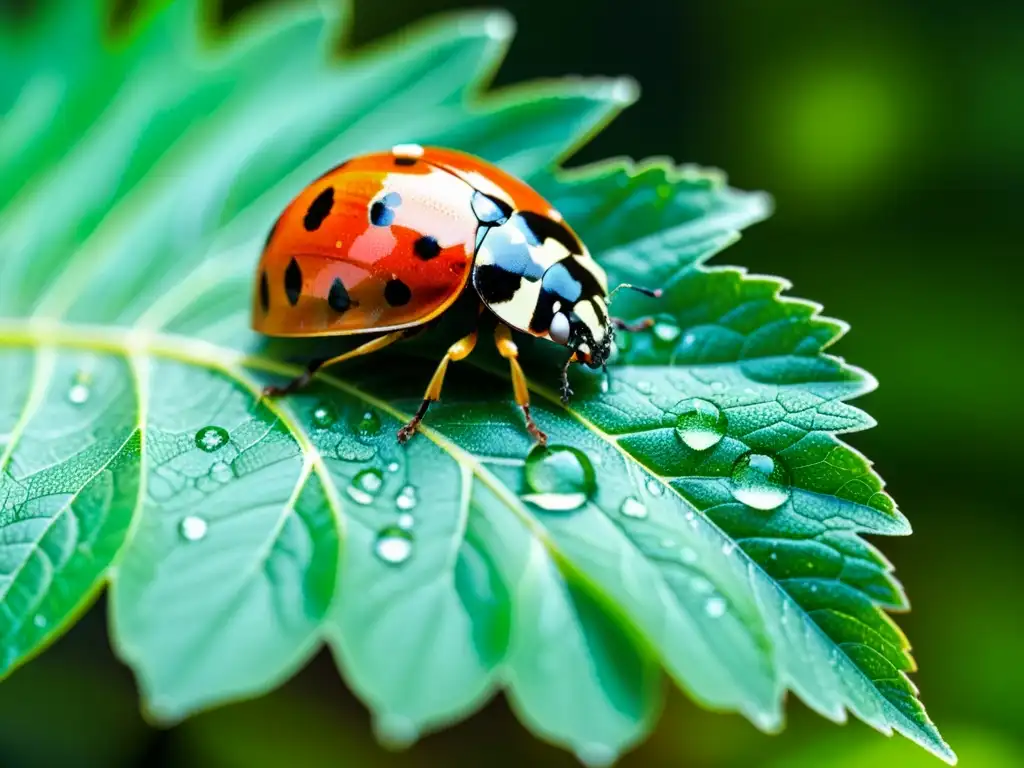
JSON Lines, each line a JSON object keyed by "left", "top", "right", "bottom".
{"left": 373, "top": 712, "right": 421, "bottom": 751}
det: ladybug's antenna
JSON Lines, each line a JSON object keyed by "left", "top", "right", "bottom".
{"left": 608, "top": 283, "right": 663, "bottom": 302}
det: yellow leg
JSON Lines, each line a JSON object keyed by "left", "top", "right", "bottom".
{"left": 396, "top": 330, "right": 478, "bottom": 443}
{"left": 494, "top": 324, "right": 548, "bottom": 445}
{"left": 262, "top": 330, "right": 406, "bottom": 397}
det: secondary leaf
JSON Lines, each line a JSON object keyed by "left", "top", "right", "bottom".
{"left": 0, "top": 1, "right": 953, "bottom": 765}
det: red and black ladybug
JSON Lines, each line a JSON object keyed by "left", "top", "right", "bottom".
{"left": 253, "top": 144, "right": 659, "bottom": 444}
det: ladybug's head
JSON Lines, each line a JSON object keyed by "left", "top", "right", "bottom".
{"left": 551, "top": 303, "right": 612, "bottom": 370}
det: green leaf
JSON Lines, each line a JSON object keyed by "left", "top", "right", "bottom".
{"left": 0, "top": 1, "right": 954, "bottom": 765}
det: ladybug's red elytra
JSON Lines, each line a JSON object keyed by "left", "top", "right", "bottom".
{"left": 252, "top": 144, "right": 660, "bottom": 444}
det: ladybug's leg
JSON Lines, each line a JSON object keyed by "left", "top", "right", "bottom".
{"left": 262, "top": 330, "right": 406, "bottom": 397}
{"left": 494, "top": 324, "right": 548, "bottom": 446}
{"left": 396, "top": 330, "right": 478, "bottom": 444}
{"left": 612, "top": 317, "right": 655, "bottom": 333}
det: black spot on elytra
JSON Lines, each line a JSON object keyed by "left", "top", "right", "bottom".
{"left": 259, "top": 271, "right": 270, "bottom": 312}
{"left": 394, "top": 157, "right": 417, "bottom": 167}
{"left": 519, "top": 210, "right": 582, "bottom": 254}
{"left": 413, "top": 236, "right": 441, "bottom": 260}
{"left": 327, "top": 278, "right": 351, "bottom": 313}
{"left": 384, "top": 278, "right": 412, "bottom": 307}
{"left": 303, "top": 187, "right": 334, "bottom": 231}
{"left": 473, "top": 264, "right": 522, "bottom": 304}
{"left": 369, "top": 191, "right": 402, "bottom": 227}
{"left": 284, "top": 258, "right": 302, "bottom": 306}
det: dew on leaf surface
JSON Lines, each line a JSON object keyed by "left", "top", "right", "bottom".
{"left": 195, "top": 426, "right": 229, "bottom": 453}
{"left": 179, "top": 515, "right": 208, "bottom": 541}
{"left": 521, "top": 444, "right": 596, "bottom": 512}
{"left": 674, "top": 397, "right": 727, "bottom": 451}
{"left": 729, "top": 452, "right": 791, "bottom": 510}
{"left": 619, "top": 497, "right": 647, "bottom": 519}
{"left": 353, "top": 409, "right": 381, "bottom": 435}
{"left": 346, "top": 468, "right": 384, "bottom": 505}
{"left": 311, "top": 403, "right": 336, "bottom": 429}
{"left": 374, "top": 525, "right": 413, "bottom": 565}
{"left": 705, "top": 596, "right": 727, "bottom": 618}
{"left": 395, "top": 485, "right": 417, "bottom": 511}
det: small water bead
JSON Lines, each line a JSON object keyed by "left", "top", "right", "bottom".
{"left": 397, "top": 512, "right": 415, "bottom": 530}
{"left": 33, "top": 614, "right": 46, "bottom": 628}
{"left": 680, "top": 547, "right": 698, "bottom": 564}
{"left": 521, "top": 444, "right": 596, "bottom": 512}
{"left": 67, "top": 383, "right": 90, "bottom": 405}
{"left": 346, "top": 468, "right": 384, "bottom": 505}
{"left": 651, "top": 316, "right": 682, "bottom": 345}
{"left": 729, "top": 452, "right": 792, "bottom": 510}
{"left": 395, "top": 485, "right": 417, "bottom": 511}
{"left": 353, "top": 409, "right": 381, "bottom": 435}
{"left": 311, "top": 403, "right": 337, "bottom": 429}
{"left": 374, "top": 525, "right": 413, "bottom": 565}
{"left": 645, "top": 479, "right": 664, "bottom": 496}
{"left": 179, "top": 515, "right": 208, "bottom": 541}
{"left": 674, "top": 398, "right": 727, "bottom": 451}
{"left": 195, "top": 426, "right": 229, "bottom": 453}
{"left": 619, "top": 497, "right": 648, "bottom": 519}
{"left": 705, "top": 596, "right": 727, "bottom": 618}
{"left": 721, "top": 542, "right": 737, "bottom": 556}
{"left": 387, "top": 461, "right": 400, "bottom": 473}
{"left": 209, "top": 461, "right": 233, "bottom": 484}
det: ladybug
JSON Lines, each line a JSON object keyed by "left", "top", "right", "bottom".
{"left": 253, "top": 144, "right": 660, "bottom": 444}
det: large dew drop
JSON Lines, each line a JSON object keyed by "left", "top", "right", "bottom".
{"left": 195, "top": 426, "right": 229, "bottom": 453}
{"left": 651, "top": 316, "right": 682, "bottom": 345}
{"left": 179, "top": 515, "right": 208, "bottom": 541}
{"left": 395, "top": 485, "right": 417, "bottom": 511}
{"left": 729, "top": 452, "right": 791, "bottom": 510}
{"left": 674, "top": 398, "right": 727, "bottom": 451}
{"left": 521, "top": 445, "right": 596, "bottom": 512}
{"left": 374, "top": 525, "right": 413, "bottom": 565}
{"left": 346, "top": 468, "right": 384, "bottom": 505}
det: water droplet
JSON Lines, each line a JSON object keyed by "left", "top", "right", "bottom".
{"left": 721, "top": 542, "right": 737, "bottom": 556}
{"left": 374, "top": 525, "right": 413, "bottom": 565}
{"left": 645, "top": 479, "right": 664, "bottom": 496}
{"left": 521, "top": 445, "right": 596, "bottom": 512}
{"left": 346, "top": 468, "right": 384, "bottom": 505}
{"left": 353, "top": 409, "right": 381, "bottom": 435}
{"left": 395, "top": 485, "right": 417, "bottom": 511}
{"left": 635, "top": 380, "right": 654, "bottom": 394}
{"left": 397, "top": 512, "right": 415, "bottom": 530}
{"left": 67, "top": 383, "right": 90, "bottom": 405}
{"left": 33, "top": 614, "right": 46, "bottom": 628}
{"left": 619, "top": 497, "right": 647, "bottom": 519}
{"left": 674, "top": 398, "right": 727, "bottom": 451}
{"left": 652, "top": 316, "right": 681, "bottom": 344}
{"left": 387, "top": 461, "right": 400, "bottom": 473}
{"left": 179, "top": 515, "right": 208, "bottom": 541}
{"left": 770, "top": 551, "right": 778, "bottom": 561}
{"left": 810, "top": 584, "right": 819, "bottom": 593}
{"left": 729, "top": 452, "right": 791, "bottom": 510}
{"left": 681, "top": 547, "right": 698, "bottom": 564}
{"left": 195, "top": 426, "right": 229, "bottom": 453}
{"left": 209, "top": 461, "right": 233, "bottom": 483}
{"left": 311, "top": 403, "right": 336, "bottom": 429}
{"left": 576, "top": 743, "right": 617, "bottom": 768}
{"left": 705, "top": 596, "right": 727, "bottom": 618}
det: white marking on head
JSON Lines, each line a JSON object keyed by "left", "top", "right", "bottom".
{"left": 392, "top": 143, "right": 425, "bottom": 158}
{"left": 549, "top": 312, "right": 571, "bottom": 345}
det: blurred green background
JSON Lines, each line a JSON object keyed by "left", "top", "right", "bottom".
{"left": 1, "top": 0, "right": 1021, "bottom": 765}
